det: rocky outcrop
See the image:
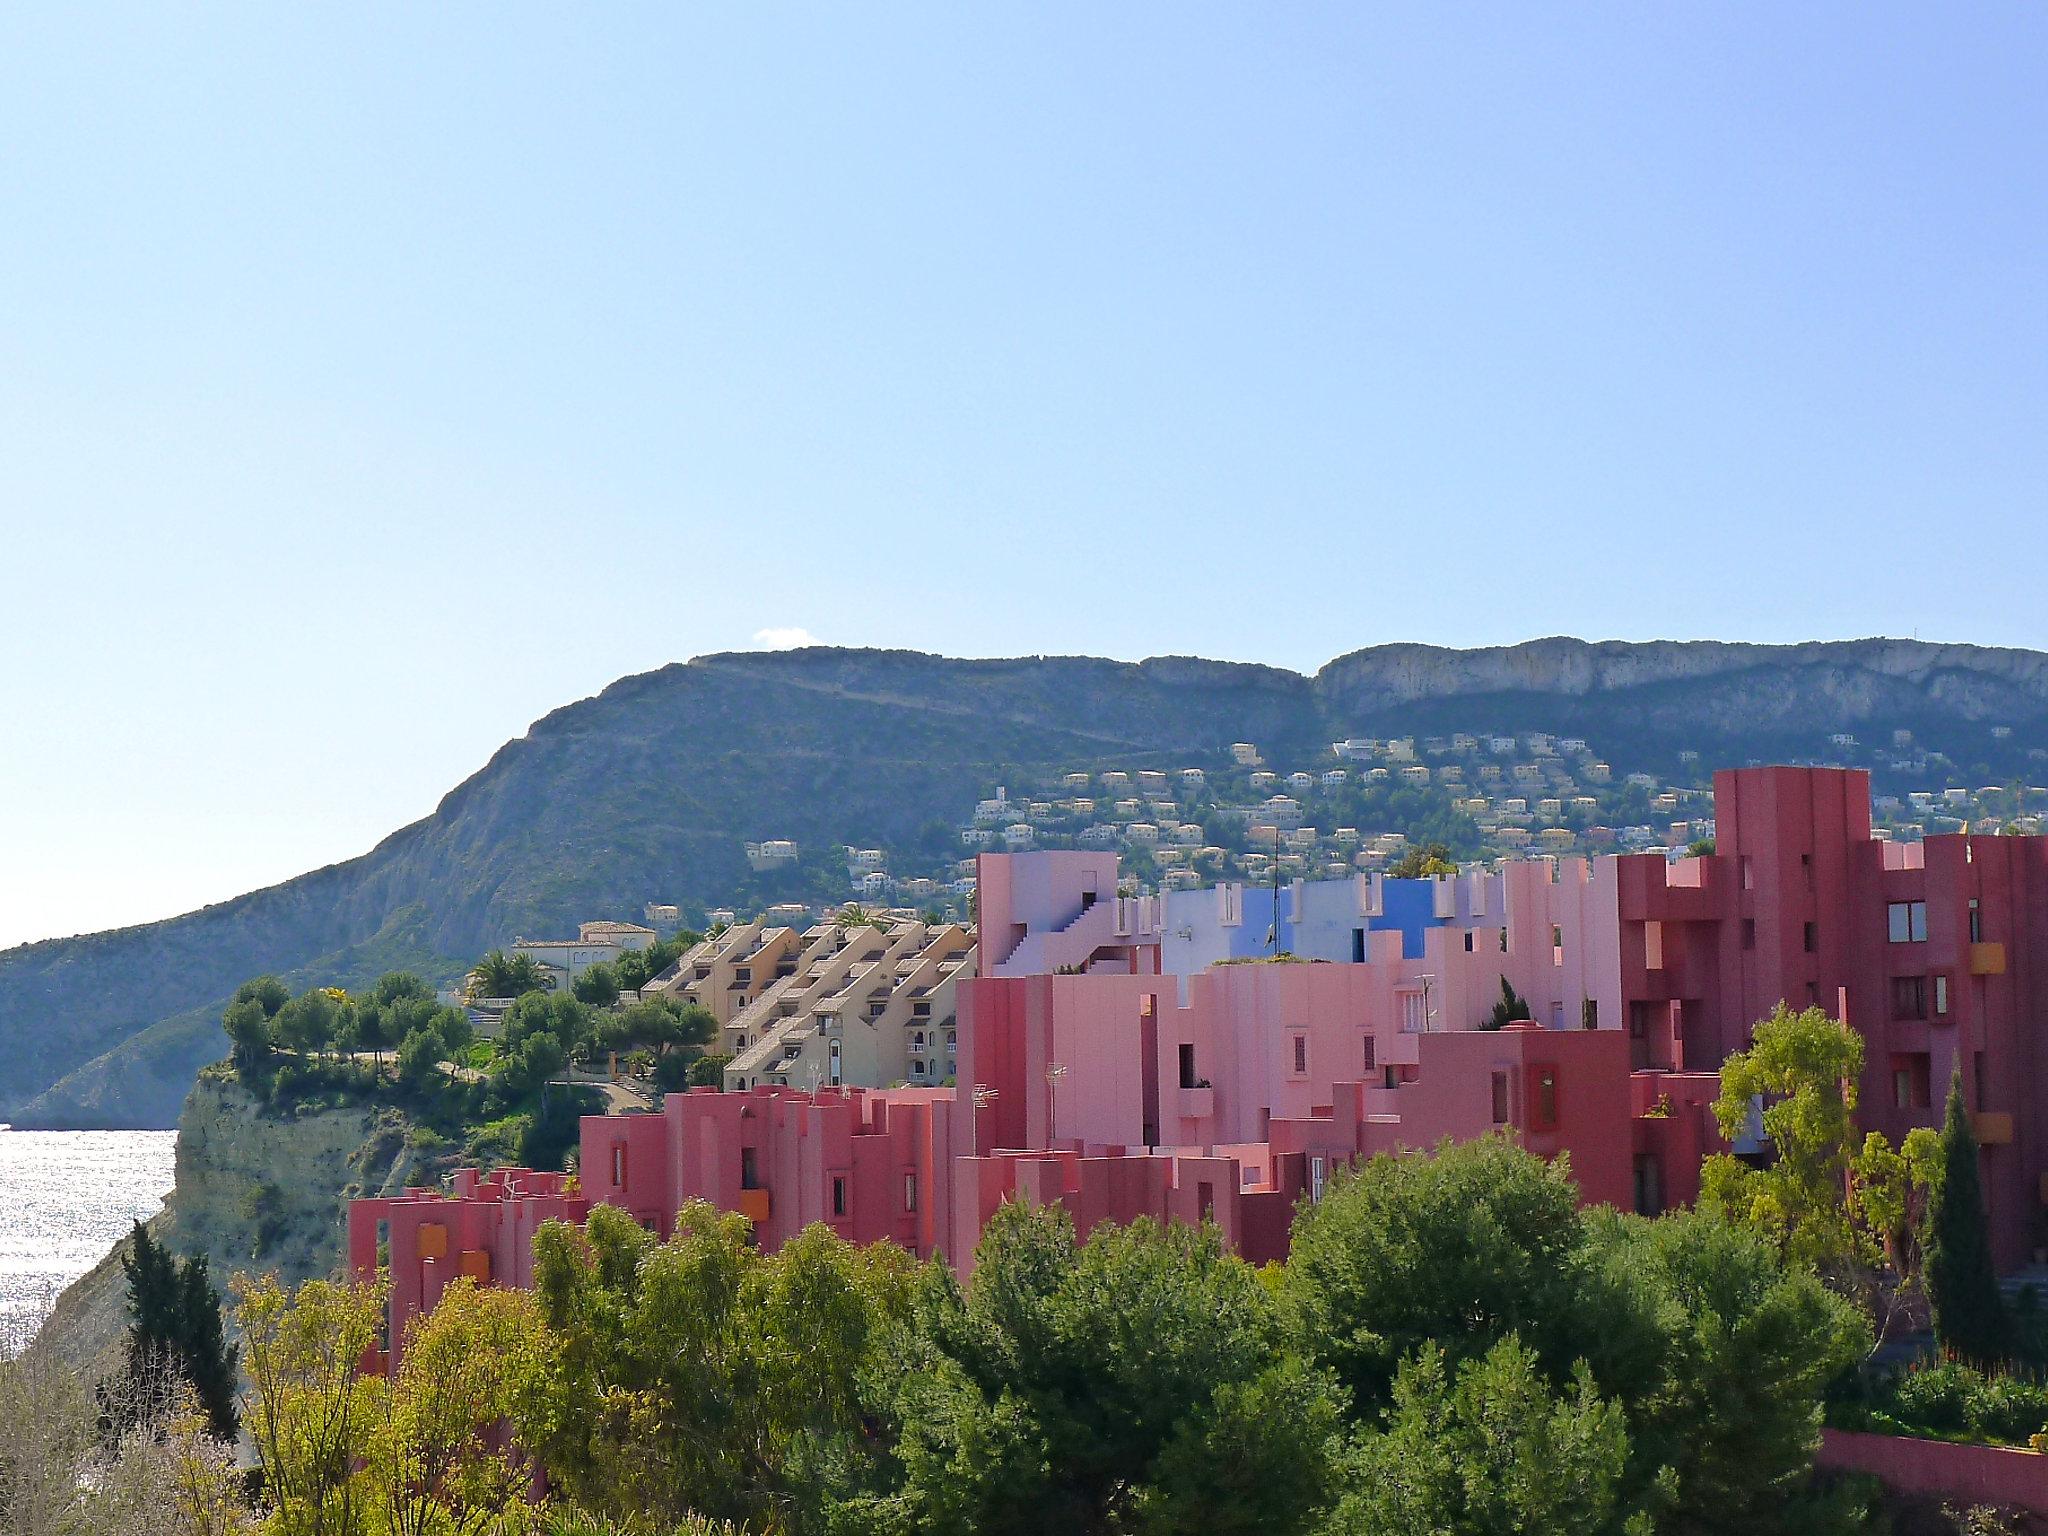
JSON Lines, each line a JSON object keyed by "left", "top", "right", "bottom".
{"left": 31, "top": 1073, "right": 427, "bottom": 1373}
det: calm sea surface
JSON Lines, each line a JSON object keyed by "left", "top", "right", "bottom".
{"left": 0, "top": 1128, "right": 176, "bottom": 1347}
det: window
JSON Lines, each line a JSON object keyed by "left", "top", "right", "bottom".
{"left": 1633, "top": 1155, "right": 1664, "bottom": 1217}
{"left": 1581, "top": 999, "right": 1599, "bottom": 1031}
{"left": 741, "top": 1147, "right": 759, "bottom": 1190}
{"left": 1644, "top": 920, "right": 1664, "bottom": 970}
{"left": 1292, "top": 1034, "right": 1308, "bottom": 1075}
{"left": 1934, "top": 974, "right": 1950, "bottom": 1016}
{"left": 1463, "top": 930, "right": 1476, "bottom": 953}
{"left": 1628, "top": 1001, "right": 1653, "bottom": 1039}
{"left": 1310, "top": 1156, "right": 1327, "bottom": 1202}
{"left": 1888, "top": 901, "right": 1928, "bottom": 943}
{"left": 1499, "top": 928, "right": 1509, "bottom": 953}
{"left": 1740, "top": 855, "right": 1754, "bottom": 891}
{"left": 1969, "top": 900, "right": 1983, "bottom": 944}
{"left": 1530, "top": 1066, "right": 1560, "bottom": 1132}
{"left": 1742, "top": 918, "right": 1756, "bottom": 950}
{"left": 1891, "top": 975, "right": 1928, "bottom": 1020}
{"left": 903, "top": 1172, "right": 917, "bottom": 1212}
{"left": 1551, "top": 925, "right": 1564, "bottom": 966}
{"left": 1361, "top": 1035, "right": 1376, "bottom": 1072}
{"left": 1383, "top": 1065, "right": 1399, "bottom": 1089}
{"left": 1803, "top": 921, "right": 1818, "bottom": 954}
{"left": 1178, "top": 1043, "right": 1197, "bottom": 1090}
{"left": 1352, "top": 928, "right": 1366, "bottom": 962}
{"left": 832, "top": 1176, "right": 847, "bottom": 1218}
{"left": 1197, "top": 1180, "right": 1215, "bottom": 1220}
{"left": 828, "top": 1038, "right": 842, "bottom": 1085}
{"left": 1490, "top": 1071, "right": 1511, "bottom": 1125}
{"left": 611, "top": 1145, "right": 627, "bottom": 1189}
{"left": 1890, "top": 1053, "right": 1931, "bottom": 1110}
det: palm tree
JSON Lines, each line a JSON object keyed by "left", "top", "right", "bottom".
{"left": 469, "top": 949, "right": 548, "bottom": 1001}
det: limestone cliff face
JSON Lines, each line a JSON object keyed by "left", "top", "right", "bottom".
{"left": 32, "top": 1073, "right": 426, "bottom": 1373}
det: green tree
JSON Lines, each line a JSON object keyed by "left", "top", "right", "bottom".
{"left": 470, "top": 949, "right": 548, "bottom": 1001}
{"left": 1286, "top": 1135, "right": 1648, "bottom": 1410}
{"left": 234, "top": 974, "right": 292, "bottom": 1017}
{"left": 1925, "top": 1070, "right": 2007, "bottom": 1364}
{"left": 572, "top": 963, "right": 621, "bottom": 1008}
{"left": 872, "top": 1201, "right": 1340, "bottom": 1536}
{"left": 396, "top": 1026, "right": 449, "bottom": 1093}
{"left": 1387, "top": 842, "right": 1457, "bottom": 878}
{"left": 274, "top": 988, "right": 347, "bottom": 1060}
{"left": 1583, "top": 1209, "right": 1868, "bottom": 1535}
{"left": 521, "top": 1202, "right": 921, "bottom": 1533}
{"left": 222, "top": 995, "right": 276, "bottom": 1075}
{"left": 1321, "top": 1338, "right": 1643, "bottom": 1536}
{"left": 1482, "top": 975, "right": 1533, "bottom": 1031}
{"left": 236, "top": 1271, "right": 385, "bottom": 1536}
{"left": 683, "top": 1052, "right": 732, "bottom": 1090}
{"left": 365, "top": 1279, "right": 550, "bottom": 1535}
{"left": 119, "top": 1221, "right": 241, "bottom": 1443}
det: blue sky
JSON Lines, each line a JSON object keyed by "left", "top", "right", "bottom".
{"left": 2, "top": 5, "right": 2043, "bottom": 947}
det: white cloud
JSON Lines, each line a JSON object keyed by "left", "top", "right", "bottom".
{"left": 753, "top": 626, "right": 823, "bottom": 651}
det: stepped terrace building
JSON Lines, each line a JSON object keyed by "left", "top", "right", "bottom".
{"left": 356, "top": 766, "right": 2048, "bottom": 1367}
{"left": 645, "top": 913, "right": 976, "bottom": 1092}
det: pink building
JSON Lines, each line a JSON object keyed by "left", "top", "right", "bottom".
{"left": 351, "top": 765, "right": 2048, "bottom": 1358}
{"left": 1614, "top": 765, "right": 2048, "bottom": 1265}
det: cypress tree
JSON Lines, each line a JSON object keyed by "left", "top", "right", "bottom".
{"left": 1925, "top": 1070, "right": 2006, "bottom": 1364}
{"left": 118, "top": 1220, "right": 240, "bottom": 1440}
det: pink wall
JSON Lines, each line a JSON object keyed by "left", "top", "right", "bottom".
{"left": 1819, "top": 1429, "right": 2048, "bottom": 1515}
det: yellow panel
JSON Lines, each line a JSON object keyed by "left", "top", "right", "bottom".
{"left": 458, "top": 1248, "right": 492, "bottom": 1283}
{"left": 738, "top": 1187, "right": 771, "bottom": 1223}
{"left": 416, "top": 1222, "right": 449, "bottom": 1261}
{"left": 1975, "top": 1111, "right": 2014, "bottom": 1146}
{"left": 1970, "top": 942, "right": 2007, "bottom": 976}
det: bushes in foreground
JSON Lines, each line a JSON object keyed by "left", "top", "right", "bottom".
{"left": 157, "top": 1136, "right": 1877, "bottom": 1536}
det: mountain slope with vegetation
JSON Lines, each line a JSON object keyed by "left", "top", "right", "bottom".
{"left": 6, "top": 637, "right": 2047, "bottom": 1129}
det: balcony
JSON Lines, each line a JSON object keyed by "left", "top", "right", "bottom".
{"left": 738, "top": 1187, "right": 772, "bottom": 1223}
{"left": 1177, "top": 1085, "right": 1215, "bottom": 1119}
{"left": 1973, "top": 1111, "right": 2014, "bottom": 1146}
{"left": 1969, "top": 943, "right": 2007, "bottom": 976}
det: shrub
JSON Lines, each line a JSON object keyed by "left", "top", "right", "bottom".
{"left": 1967, "top": 1373, "right": 2048, "bottom": 1444}
{"left": 1889, "top": 1361, "right": 1976, "bottom": 1436}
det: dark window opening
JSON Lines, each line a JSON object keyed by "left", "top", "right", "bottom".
{"left": 1490, "top": 1071, "right": 1511, "bottom": 1125}
{"left": 1178, "top": 1043, "right": 1197, "bottom": 1090}
{"left": 831, "top": 1176, "right": 847, "bottom": 1218}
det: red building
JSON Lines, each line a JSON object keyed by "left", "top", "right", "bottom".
{"left": 1617, "top": 767, "right": 2048, "bottom": 1264}
{"left": 349, "top": 765, "right": 2048, "bottom": 1361}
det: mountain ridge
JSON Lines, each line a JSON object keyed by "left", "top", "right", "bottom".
{"left": 7, "top": 636, "right": 2046, "bottom": 1129}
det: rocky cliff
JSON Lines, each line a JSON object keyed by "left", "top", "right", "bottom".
{"left": 31, "top": 1073, "right": 429, "bottom": 1374}
{"left": 6, "top": 638, "right": 2046, "bottom": 1130}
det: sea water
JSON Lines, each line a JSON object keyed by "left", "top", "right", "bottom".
{"left": 0, "top": 1127, "right": 176, "bottom": 1348}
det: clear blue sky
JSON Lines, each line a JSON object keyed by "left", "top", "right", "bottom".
{"left": 2, "top": 5, "right": 2044, "bottom": 948}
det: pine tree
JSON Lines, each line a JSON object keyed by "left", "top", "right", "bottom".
{"left": 1925, "top": 1070, "right": 2006, "bottom": 1364}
